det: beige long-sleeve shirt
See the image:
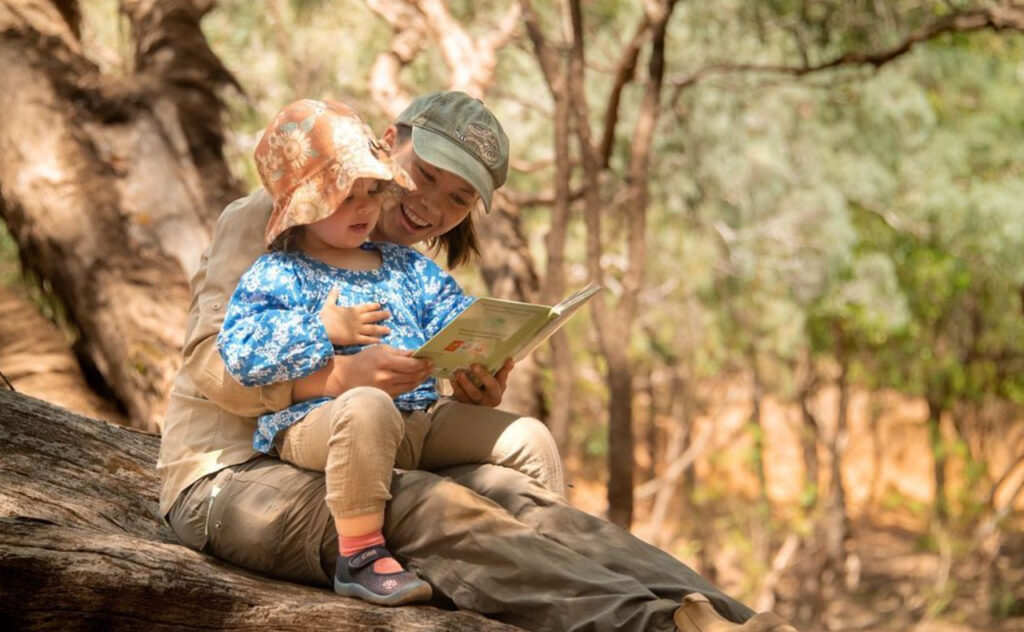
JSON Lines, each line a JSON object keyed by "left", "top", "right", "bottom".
{"left": 156, "top": 189, "right": 293, "bottom": 515}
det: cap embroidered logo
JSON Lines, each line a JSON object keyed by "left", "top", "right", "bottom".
{"left": 463, "top": 122, "right": 501, "bottom": 167}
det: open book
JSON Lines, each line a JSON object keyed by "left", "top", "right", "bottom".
{"left": 415, "top": 282, "right": 602, "bottom": 379}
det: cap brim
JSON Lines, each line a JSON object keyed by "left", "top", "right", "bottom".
{"left": 410, "top": 126, "right": 494, "bottom": 211}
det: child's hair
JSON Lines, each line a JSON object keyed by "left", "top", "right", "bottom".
{"left": 394, "top": 124, "right": 480, "bottom": 269}
{"left": 269, "top": 226, "right": 303, "bottom": 252}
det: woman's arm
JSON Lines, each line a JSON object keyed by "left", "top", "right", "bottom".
{"left": 292, "top": 346, "right": 436, "bottom": 400}
{"left": 182, "top": 190, "right": 296, "bottom": 418}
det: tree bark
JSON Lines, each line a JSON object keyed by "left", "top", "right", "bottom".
{"left": 797, "top": 368, "right": 820, "bottom": 509}
{"left": 822, "top": 356, "right": 852, "bottom": 593}
{"left": 926, "top": 396, "right": 949, "bottom": 523}
{"left": 0, "top": 0, "right": 242, "bottom": 431}
{"left": 0, "top": 388, "right": 520, "bottom": 632}
{"left": 0, "top": 286, "right": 124, "bottom": 424}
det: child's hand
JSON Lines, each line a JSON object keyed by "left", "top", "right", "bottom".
{"left": 319, "top": 287, "right": 391, "bottom": 346}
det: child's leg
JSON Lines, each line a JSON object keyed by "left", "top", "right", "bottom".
{"left": 277, "top": 386, "right": 431, "bottom": 605}
{"left": 415, "top": 400, "right": 565, "bottom": 495}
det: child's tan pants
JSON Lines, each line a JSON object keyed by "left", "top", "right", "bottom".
{"left": 276, "top": 386, "right": 564, "bottom": 520}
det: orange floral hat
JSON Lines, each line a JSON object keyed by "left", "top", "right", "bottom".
{"left": 254, "top": 99, "right": 415, "bottom": 246}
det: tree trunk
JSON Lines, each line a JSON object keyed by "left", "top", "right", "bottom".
{"left": 0, "top": 286, "right": 124, "bottom": 424}
{"left": 0, "top": 0, "right": 242, "bottom": 431}
{"left": 519, "top": 1, "right": 575, "bottom": 455}
{"left": 797, "top": 366, "right": 820, "bottom": 509}
{"left": 606, "top": 345, "right": 635, "bottom": 528}
{"left": 0, "top": 388, "right": 520, "bottom": 632}
{"left": 822, "top": 359, "right": 852, "bottom": 593}
{"left": 926, "top": 397, "right": 949, "bottom": 522}
{"left": 749, "top": 350, "right": 768, "bottom": 508}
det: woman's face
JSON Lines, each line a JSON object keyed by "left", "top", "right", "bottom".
{"left": 303, "top": 178, "right": 385, "bottom": 250}
{"left": 371, "top": 126, "right": 480, "bottom": 246}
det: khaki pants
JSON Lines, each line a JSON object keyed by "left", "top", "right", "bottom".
{"left": 168, "top": 458, "right": 754, "bottom": 632}
{"left": 276, "top": 386, "right": 565, "bottom": 519}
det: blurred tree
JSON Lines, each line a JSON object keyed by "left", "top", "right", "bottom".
{"left": 0, "top": 0, "right": 241, "bottom": 430}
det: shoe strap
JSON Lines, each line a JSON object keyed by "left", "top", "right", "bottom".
{"left": 347, "top": 545, "right": 394, "bottom": 572}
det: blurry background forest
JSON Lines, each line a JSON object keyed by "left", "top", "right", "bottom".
{"left": 1, "top": 0, "right": 1023, "bottom": 630}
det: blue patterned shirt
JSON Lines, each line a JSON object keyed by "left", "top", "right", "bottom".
{"left": 217, "top": 242, "right": 474, "bottom": 453}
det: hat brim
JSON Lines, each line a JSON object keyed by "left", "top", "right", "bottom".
{"left": 264, "top": 162, "right": 411, "bottom": 246}
{"left": 411, "top": 126, "right": 494, "bottom": 212}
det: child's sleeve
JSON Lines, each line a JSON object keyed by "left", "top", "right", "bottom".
{"left": 217, "top": 255, "right": 334, "bottom": 386}
{"left": 416, "top": 254, "right": 475, "bottom": 337}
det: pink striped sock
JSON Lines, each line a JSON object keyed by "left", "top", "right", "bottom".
{"left": 339, "top": 531, "right": 403, "bottom": 574}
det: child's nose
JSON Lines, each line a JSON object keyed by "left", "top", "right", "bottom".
{"left": 357, "top": 198, "right": 380, "bottom": 215}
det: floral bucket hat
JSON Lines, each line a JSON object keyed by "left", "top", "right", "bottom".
{"left": 254, "top": 99, "right": 415, "bottom": 246}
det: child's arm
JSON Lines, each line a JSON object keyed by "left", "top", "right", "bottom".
{"left": 417, "top": 259, "right": 475, "bottom": 338}
{"left": 217, "top": 256, "right": 334, "bottom": 387}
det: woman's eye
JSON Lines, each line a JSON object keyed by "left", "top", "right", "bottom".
{"left": 418, "top": 166, "right": 436, "bottom": 183}
{"left": 368, "top": 182, "right": 383, "bottom": 195}
{"left": 451, "top": 194, "right": 468, "bottom": 206}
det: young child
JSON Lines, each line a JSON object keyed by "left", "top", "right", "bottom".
{"left": 217, "top": 99, "right": 553, "bottom": 606}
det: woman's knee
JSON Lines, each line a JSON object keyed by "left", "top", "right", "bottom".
{"left": 388, "top": 469, "right": 502, "bottom": 528}
{"left": 494, "top": 416, "right": 566, "bottom": 495}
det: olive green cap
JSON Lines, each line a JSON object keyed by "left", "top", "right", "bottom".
{"left": 396, "top": 91, "right": 509, "bottom": 212}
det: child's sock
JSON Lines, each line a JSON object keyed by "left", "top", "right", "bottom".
{"left": 339, "top": 531, "right": 403, "bottom": 573}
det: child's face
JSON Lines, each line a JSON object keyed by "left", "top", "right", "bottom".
{"left": 305, "top": 178, "right": 386, "bottom": 249}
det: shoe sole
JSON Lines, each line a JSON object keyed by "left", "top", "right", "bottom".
{"left": 334, "top": 577, "right": 433, "bottom": 606}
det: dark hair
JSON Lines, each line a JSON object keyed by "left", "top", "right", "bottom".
{"left": 270, "top": 226, "right": 304, "bottom": 252}
{"left": 393, "top": 124, "right": 480, "bottom": 269}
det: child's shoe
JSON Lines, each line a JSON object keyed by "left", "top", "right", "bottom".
{"left": 333, "top": 545, "right": 433, "bottom": 606}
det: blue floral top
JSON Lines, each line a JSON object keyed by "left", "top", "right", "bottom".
{"left": 217, "top": 241, "right": 474, "bottom": 454}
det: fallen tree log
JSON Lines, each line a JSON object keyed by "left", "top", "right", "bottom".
{"left": 0, "top": 388, "right": 520, "bottom": 631}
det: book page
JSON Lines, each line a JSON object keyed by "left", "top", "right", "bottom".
{"left": 513, "top": 283, "right": 602, "bottom": 362}
{"left": 415, "top": 298, "right": 551, "bottom": 378}
{"left": 552, "top": 281, "right": 602, "bottom": 315}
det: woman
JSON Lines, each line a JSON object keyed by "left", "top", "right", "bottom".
{"left": 158, "top": 91, "right": 791, "bottom": 632}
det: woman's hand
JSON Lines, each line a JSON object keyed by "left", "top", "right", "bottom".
{"left": 319, "top": 287, "right": 391, "bottom": 346}
{"left": 451, "top": 358, "right": 513, "bottom": 407}
{"left": 292, "top": 345, "right": 432, "bottom": 402}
